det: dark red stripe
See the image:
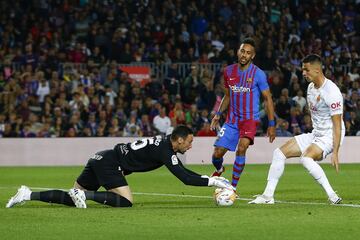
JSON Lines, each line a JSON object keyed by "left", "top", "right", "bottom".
{"left": 230, "top": 65, "right": 237, "bottom": 124}
{"left": 242, "top": 68, "right": 250, "bottom": 121}
{"left": 234, "top": 162, "right": 245, "bottom": 168}
{"left": 232, "top": 175, "right": 240, "bottom": 180}
{"left": 233, "top": 168, "right": 242, "bottom": 174}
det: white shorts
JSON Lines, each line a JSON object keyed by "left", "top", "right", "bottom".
{"left": 294, "top": 131, "right": 345, "bottom": 159}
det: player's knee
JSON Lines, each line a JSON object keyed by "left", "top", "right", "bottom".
{"left": 273, "top": 148, "right": 286, "bottom": 161}
{"left": 213, "top": 148, "right": 226, "bottom": 158}
{"left": 236, "top": 145, "right": 248, "bottom": 155}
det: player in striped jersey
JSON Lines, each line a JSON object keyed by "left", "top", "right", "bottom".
{"left": 210, "top": 38, "right": 276, "bottom": 192}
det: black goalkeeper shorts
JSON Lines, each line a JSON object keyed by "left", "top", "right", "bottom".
{"left": 76, "top": 149, "right": 128, "bottom": 190}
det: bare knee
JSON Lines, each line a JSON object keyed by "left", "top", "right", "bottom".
{"left": 213, "top": 147, "right": 227, "bottom": 158}
{"left": 236, "top": 145, "right": 248, "bottom": 155}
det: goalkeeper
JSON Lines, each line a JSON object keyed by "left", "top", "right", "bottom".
{"left": 6, "top": 125, "right": 231, "bottom": 208}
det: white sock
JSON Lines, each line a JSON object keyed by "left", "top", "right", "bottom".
{"left": 300, "top": 156, "right": 336, "bottom": 197}
{"left": 263, "top": 148, "right": 286, "bottom": 197}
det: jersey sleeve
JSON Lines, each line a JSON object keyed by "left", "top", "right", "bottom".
{"left": 223, "top": 66, "right": 230, "bottom": 89}
{"left": 256, "top": 70, "right": 269, "bottom": 92}
{"left": 162, "top": 151, "right": 209, "bottom": 186}
{"left": 325, "top": 85, "right": 343, "bottom": 116}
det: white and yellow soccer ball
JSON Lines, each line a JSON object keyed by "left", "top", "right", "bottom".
{"left": 213, "top": 188, "right": 237, "bottom": 206}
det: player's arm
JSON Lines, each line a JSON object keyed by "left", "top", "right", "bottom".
{"left": 331, "top": 114, "right": 342, "bottom": 173}
{"left": 163, "top": 155, "right": 231, "bottom": 188}
{"left": 211, "top": 88, "right": 230, "bottom": 130}
{"left": 327, "top": 87, "right": 343, "bottom": 173}
{"left": 261, "top": 89, "right": 276, "bottom": 143}
{"left": 163, "top": 155, "right": 208, "bottom": 186}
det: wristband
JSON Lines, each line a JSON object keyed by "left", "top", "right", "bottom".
{"left": 268, "top": 119, "right": 275, "bottom": 127}
{"left": 215, "top": 111, "right": 222, "bottom": 116}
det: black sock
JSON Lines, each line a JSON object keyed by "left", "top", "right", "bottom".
{"left": 85, "top": 191, "right": 132, "bottom": 207}
{"left": 31, "top": 190, "right": 75, "bottom": 206}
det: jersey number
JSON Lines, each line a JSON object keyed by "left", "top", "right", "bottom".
{"left": 130, "top": 137, "right": 161, "bottom": 150}
{"left": 218, "top": 127, "right": 226, "bottom": 137}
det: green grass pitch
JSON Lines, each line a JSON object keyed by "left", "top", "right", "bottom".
{"left": 1, "top": 164, "right": 360, "bottom": 240}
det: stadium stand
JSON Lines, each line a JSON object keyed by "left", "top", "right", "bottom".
{"left": 0, "top": 0, "right": 359, "bottom": 137}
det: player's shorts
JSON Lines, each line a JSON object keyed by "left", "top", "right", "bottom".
{"left": 76, "top": 149, "right": 128, "bottom": 190}
{"left": 214, "top": 120, "right": 258, "bottom": 151}
{"left": 295, "top": 130, "right": 345, "bottom": 159}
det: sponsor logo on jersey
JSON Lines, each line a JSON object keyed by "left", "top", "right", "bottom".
{"left": 171, "top": 155, "right": 178, "bottom": 165}
{"left": 331, "top": 101, "right": 341, "bottom": 110}
{"left": 91, "top": 154, "right": 103, "bottom": 160}
{"left": 230, "top": 85, "right": 251, "bottom": 93}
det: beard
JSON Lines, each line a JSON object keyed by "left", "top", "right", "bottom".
{"left": 239, "top": 57, "right": 251, "bottom": 66}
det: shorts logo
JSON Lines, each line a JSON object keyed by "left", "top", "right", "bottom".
{"left": 171, "top": 155, "right": 178, "bottom": 165}
{"left": 331, "top": 102, "right": 341, "bottom": 109}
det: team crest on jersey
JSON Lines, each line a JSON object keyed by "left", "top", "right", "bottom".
{"left": 246, "top": 77, "right": 253, "bottom": 83}
{"left": 316, "top": 95, "right": 321, "bottom": 102}
{"left": 171, "top": 155, "right": 178, "bottom": 165}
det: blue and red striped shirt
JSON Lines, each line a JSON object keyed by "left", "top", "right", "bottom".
{"left": 224, "top": 63, "right": 269, "bottom": 124}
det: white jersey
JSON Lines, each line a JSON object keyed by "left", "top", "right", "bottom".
{"left": 307, "top": 78, "right": 345, "bottom": 136}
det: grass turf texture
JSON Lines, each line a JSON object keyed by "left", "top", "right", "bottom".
{"left": 1, "top": 164, "right": 360, "bottom": 240}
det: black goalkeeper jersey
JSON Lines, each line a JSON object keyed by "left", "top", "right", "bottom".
{"left": 113, "top": 136, "right": 209, "bottom": 186}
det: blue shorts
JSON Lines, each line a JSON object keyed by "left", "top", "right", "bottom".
{"left": 214, "top": 121, "right": 258, "bottom": 151}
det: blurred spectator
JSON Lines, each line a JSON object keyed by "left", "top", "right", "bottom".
{"left": 276, "top": 119, "right": 293, "bottom": 137}
{"left": 153, "top": 106, "right": 171, "bottom": 135}
{"left": 123, "top": 114, "right": 142, "bottom": 137}
{"left": 169, "top": 100, "right": 186, "bottom": 126}
{"left": 292, "top": 90, "right": 307, "bottom": 112}
{"left": 197, "top": 122, "right": 217, "bottom": 137}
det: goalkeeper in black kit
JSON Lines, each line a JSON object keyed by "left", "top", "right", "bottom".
{"left": 6, "top": 125, "right": 231, "bottom": 208}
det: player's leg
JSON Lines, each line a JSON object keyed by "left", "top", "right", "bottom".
{"left": 231, "top": 137, "right": 250, "bottom": 190}
{"left": 211, "top": 146, "right": 227, "bottom": 176}
{"left": 301, "top": 143, "right": 341, "bottom": 204}
{"left": 231, "top": 120, "right": 258, "bottom": 191}
{"left": 5, "top": 160, "right": 97, "bottom": 208}
{"left": 249, "top": 137, "right": 302, "bottom": 204}
{"left": 6, "top": 185, "right": 75, "bottom": 208}
{"left": 264, "top": 138, "right": 302, "bottom": 196}
{"left": 211, "top": 123, "right": 239, "bottom": 176}
{"left": 70, "top": 150, "right": 133, "bottom": 207}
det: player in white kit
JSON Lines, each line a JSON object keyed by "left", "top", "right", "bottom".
{"left": 249, "top": 54, "right": 345, "bottom": 204}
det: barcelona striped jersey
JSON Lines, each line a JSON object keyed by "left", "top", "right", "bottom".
{"left": 224, "top": 63, "right": 269, "bottom": 123}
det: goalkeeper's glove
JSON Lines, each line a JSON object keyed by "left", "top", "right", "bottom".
{"left": 207, "top": 176, "right": 232, "bottom": 189}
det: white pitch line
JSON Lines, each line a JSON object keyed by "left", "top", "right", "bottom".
{"left": 2, "top": 186, "right": 360, "bottom": 208}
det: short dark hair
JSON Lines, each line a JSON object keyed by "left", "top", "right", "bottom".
{"left": 170, "top": 125, "right": 193, "bottom": 141}
{"left": 302, "top": 54, "right": 322, "bottom": 65}
{"left": 241, "top": 37, "right": 256, "bottom": 49}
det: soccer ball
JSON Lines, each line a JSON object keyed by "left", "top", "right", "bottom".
{"left": 214, "top": 188, "right": 236, "bottom": 206}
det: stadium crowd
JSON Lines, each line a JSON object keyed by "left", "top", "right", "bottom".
{"left": 0, "top": 0, "right": 359, "bottom": 138}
